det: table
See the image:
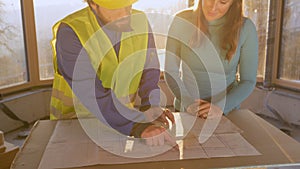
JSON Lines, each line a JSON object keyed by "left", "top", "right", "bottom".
{"left": 11, "top": 109, "right": 300, "bottom": 169}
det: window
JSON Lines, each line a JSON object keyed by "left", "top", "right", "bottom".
{"left": 133, "top": 0, "right": 188, "bottom": 71}
{"left": 0, "top": 0, "right": 27, "bottom": 90}
{"left": 33, "top": 1, "right": 87, "bottom": 80}
{"left": 1, "top": 1, "right": 299, "bottom": 93}
{"left": 243, "top": 0, "right": 270, "bottom": 81}
{"left": 277, "top": 0, "right": 300, "bottom": 85}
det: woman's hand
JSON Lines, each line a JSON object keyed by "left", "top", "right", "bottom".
{"left": 187, "top": 99, "right": 223, "bottom": 119}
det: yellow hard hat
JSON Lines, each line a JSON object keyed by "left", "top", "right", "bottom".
{"left": 93, "top": 0, "right": 138, "bottom": 9}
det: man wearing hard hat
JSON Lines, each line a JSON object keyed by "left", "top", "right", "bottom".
{"left": 50, "top": 0, "right": 177, "bottom": 147}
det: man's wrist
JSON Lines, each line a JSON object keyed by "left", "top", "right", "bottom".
{"left": 139, "top": 104, "right": 160, "bottom": 112}
{"left": 139, "top": 105, "right": 151, "bottom": 112}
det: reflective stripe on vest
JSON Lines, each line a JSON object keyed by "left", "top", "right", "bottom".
{"left": 50, "top": 7, "right": 148, "bottom": 120}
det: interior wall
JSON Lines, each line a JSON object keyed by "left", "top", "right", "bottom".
{"left": 0, "top": 89, "right": 51, "bottom": 133}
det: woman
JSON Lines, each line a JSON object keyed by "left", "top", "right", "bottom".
{"left": 165, "top": 0, "right": 258, "bottom": 119}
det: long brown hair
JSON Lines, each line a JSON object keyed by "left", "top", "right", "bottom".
{"left": 190, "top": 0, "right": 244, "bottom": 61}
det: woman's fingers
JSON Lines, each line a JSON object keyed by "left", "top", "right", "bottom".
{"left": 194, "top": 99, "right": 211, "bottom": 119}
{"left": 192, "top": 99, "right": 223, "bottom": 119}
{"left": 198, "top": 102, "right": 210, "bottom": 111}
{"left": 189, "top": 99, "right": 218, "bottom": 119}
{"left": 197, "top": 107, "right": 210, "bottom": 119}
{"left": 194, "top": 99, "right": 209, "bottom": 104}
{"left": 192, "top": 102, "right": 211, "bottom": 117}
{"left": 186, "top": 102, "right": 199, "bottom": 115}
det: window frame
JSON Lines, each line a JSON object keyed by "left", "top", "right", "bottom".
{"left": 272, "top": 0, "right": 300, "bottom": 90}
{"left": 0, "top": 0, "right": 52, "bottom": 95}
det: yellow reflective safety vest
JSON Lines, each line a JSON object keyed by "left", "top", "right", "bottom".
{"left": 50, "top": 7, "right": 148, "bottom": 120}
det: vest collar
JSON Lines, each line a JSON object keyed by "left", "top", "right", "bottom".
{"left": 91, "top": 7, "right": 134, "bottom": 32}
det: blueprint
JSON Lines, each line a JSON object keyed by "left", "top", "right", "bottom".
{"left": 38, "top": 113, "right": 260, "bottom": 169}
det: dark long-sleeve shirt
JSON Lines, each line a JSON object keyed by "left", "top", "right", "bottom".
{"left": 55, "top": 10, "right": 160, "bottom": 136}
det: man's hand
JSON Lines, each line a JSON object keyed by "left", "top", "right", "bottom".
{"left": 156, "top": 108, "right": 175, "bottom": 128}
{"left": 144, "top": 107, "right": 175, "bottom": 128}
{"left": 141, "top": 124, "right": 178, "bottom": 149}
{"left": 142, "top": 107, "right": 178, "bottom": 149}
{"left": 187, "top": 99, "right": 223, "bottom": 119}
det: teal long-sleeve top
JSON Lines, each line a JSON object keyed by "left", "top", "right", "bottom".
{"left": 164, "top": 9, "right": 258, "bottom": 115}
